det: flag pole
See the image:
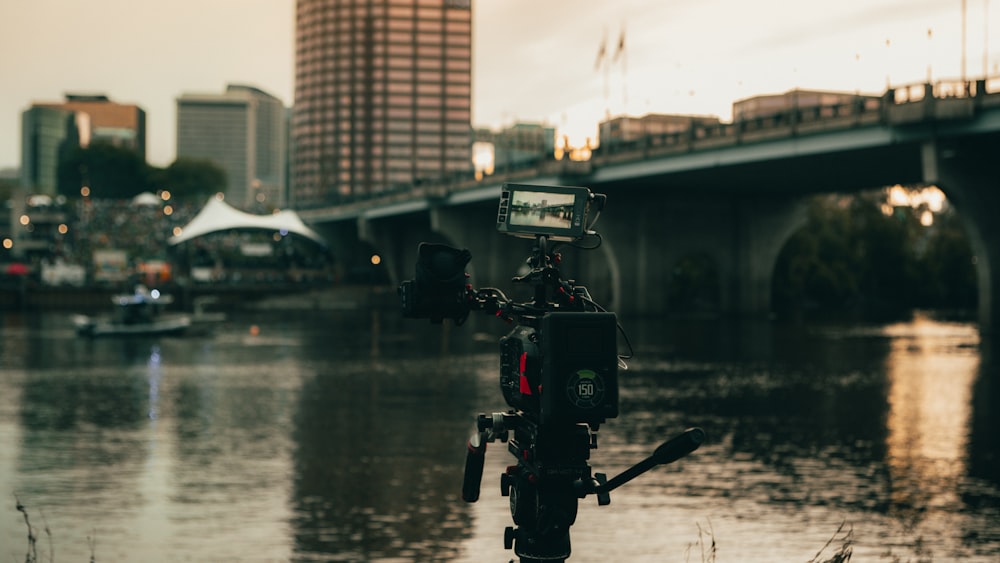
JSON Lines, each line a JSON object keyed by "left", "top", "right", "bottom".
{"left": 595, "top": 28, "right": 609, "bottom": 111}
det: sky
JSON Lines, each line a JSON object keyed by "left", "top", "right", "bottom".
{"left": 1, "top": 0, "right": 997, "bottom": 170}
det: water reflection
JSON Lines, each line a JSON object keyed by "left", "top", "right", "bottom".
{"left": 291, "top": 353, "right": 484, "bottom": 560}
{"left": 602, "top": 313, "right": 999, "bottom": 561}
{"left": 883, "top": 318, "right": 979, "bottom": 526}
{"left": 0, "top": 310, "right": 997, "bottom": 561}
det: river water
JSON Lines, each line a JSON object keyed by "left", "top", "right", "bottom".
{"left": 0, "top": 307, "right": 998, "bottom": 562}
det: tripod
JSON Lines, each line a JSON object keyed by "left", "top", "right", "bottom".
{"left": 463, "top": 411, "right": 705, "bottom": 561}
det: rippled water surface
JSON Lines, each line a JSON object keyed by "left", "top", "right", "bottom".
{"left": 1, "top": 309, "right": 998, "bottom": 562}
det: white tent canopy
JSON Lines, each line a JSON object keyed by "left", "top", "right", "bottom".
{"left": 168, "top": 196, "right": 326, "bottom": 246}
{"left": 132, "top": 192, "right": 161, "bottom": 206}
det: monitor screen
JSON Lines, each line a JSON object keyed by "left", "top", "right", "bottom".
{"left": 497, "top": 184, "right": 590, "bottom": 241}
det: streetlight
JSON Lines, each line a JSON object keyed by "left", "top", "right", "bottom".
{"left": 885, "top": 37, "right": 892, "bottom": 88}
{"left": 927, "top": 28, "right": 933, "bottom": 83}
{"left": 984, "top": 0, "right": 991, "bottom": 78}
{"left": 855, "top": 52, "right": 862, "bottom": 95}
{"left": 962, "top": 0, "right": 967, "bottom": 83}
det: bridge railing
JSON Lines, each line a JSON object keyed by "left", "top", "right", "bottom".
{"left": 885, "top": 77, "right": 1000, "bottom": 122}
{"left": 593, "top": 96, "right": 886, "bottom": 164}
{"left": 594, "top": 76, "right": 999, "bottom": 165}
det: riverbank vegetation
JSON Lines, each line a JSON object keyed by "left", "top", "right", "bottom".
{"left": 771, "top": 187, "right": 976, "bottom": 321}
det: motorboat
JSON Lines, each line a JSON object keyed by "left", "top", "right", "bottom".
{"left": 73, "top": 286, "right": 192, "bottom": 337}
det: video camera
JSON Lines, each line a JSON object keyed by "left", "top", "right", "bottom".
{"left": 401, "top": 184, "right": 617, "bottom": 426}
{"left": 399, "top": 183, "right": 703, "bottom": 562}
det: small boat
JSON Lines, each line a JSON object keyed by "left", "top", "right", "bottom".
{"left": 73, "top": 285, "right": 192, "bottom": 337}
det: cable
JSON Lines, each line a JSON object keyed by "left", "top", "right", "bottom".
{"left": 556, "top": 232, "right": 603, "bottom": 252}
{"left": 580, "top": 295, "right": 634, "bottom": 364}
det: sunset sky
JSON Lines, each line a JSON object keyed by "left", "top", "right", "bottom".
{"left": 1, "top": 0, "right": 995, "bottom": 169}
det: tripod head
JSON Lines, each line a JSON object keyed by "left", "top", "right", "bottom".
{"left": 399, "top": 183, "right": 704, "bottom": 562}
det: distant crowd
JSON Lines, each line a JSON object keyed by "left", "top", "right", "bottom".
{"left": 12, "top": 196, "right": 334, "bottom": 288}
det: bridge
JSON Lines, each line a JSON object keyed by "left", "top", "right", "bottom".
{"left": 298, "top": 77, "right": 1000, "bottom": 328}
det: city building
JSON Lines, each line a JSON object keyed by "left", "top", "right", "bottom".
{"left": 292, "top": 0, "right": 473, "bottom": 207}
{"left": 20, "top": 93, "right": 146, "bottom": 195}
{"left": 20, "top": 106, "right": 74, "bottom": 195}
{"left": 598, "top": 113, "right": 721, "bottom": 148}
{"left": 473, "top": 122, "right": 555, "bottom": 174}
{"left": 732, "top": 88, "right": 881, "bottom": 121}
{"left": 176, "top": 84, "right": 289, "bottom": 208}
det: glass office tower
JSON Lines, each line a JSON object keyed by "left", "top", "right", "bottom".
{"left": 292, "top": 0, "right": 473, "bottom": 207}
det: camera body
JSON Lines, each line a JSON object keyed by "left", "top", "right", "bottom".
{"left": 500, "top": 312, "right": 618, "bottom": 426}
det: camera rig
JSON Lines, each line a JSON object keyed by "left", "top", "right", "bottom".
{"left": 399, "top": 184, "right": 704, "bottom": 562}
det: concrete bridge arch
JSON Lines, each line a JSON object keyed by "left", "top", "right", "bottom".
{"left": 581, "top": 190, "right": 808, "bottom": 319}
{"left": 922, "top": 137, "right": 1000, "bottom": 333}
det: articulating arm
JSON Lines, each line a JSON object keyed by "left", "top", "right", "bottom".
{"left": 575, "top": 427, "right": 706, "bottom": 505}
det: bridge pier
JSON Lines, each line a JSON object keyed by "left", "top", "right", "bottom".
{"left": 360, "top": 212, "right": 439, "bottom": 286}
{"left": 729, "top": 196, "right": 810, "bottom": 317}
{"left": 923, "top": 136, "right": 1000, "bottom": 332}
{"left": 313, "top": 221, "right": 378, "bottom": 284}
{"left": 591, "top": 192, "right": 807, "bottom": 319}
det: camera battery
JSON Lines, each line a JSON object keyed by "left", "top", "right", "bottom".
{"left": 540, "top": 312, "right": 619, "bottom": 426}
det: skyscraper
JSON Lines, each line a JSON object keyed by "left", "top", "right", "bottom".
{"left": 292, "top": 0, "right": 473, "bottom": 208}
{"left": 176, "top": 84, "right": 288, "bottom": 208}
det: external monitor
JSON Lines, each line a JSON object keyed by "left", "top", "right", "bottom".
{"left": 496, "top": 183, "right": 591, "bottom": 241}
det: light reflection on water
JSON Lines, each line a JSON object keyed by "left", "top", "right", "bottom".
{"left": 0, "top": 310, "right": 997, "bottom": 562}
{"left": 883, "top": 317, "right": 980, "bottom": 547}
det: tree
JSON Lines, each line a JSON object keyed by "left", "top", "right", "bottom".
{"left": 772, "top": 189, "right": 975, "bottom": 320}
{"left": 57, "top": 141, "right": 153, "bottom": 199}
{"left": 772, "top": 194, "right": 863, "bottom": 316}
{"left": 55, "top": 145, "right": 226, "bottom": 203}
{"left": 153, "top": 158, "right": 227, "bottom": 202}
{"left": 0, "top": 175, "right": 19, "bottom": 202}
{"left": 847, "top": 191, "right": 921, "bottom": 315}
{"left": 914, "top": 207, "right": 977, "bottom": 309}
